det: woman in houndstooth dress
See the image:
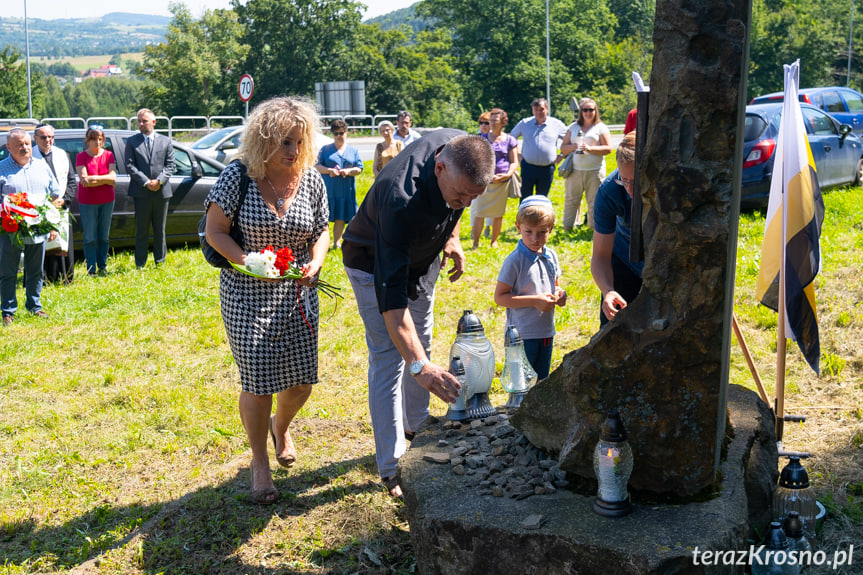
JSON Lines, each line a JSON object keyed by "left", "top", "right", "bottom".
{"left": 204, "top": 97, "right": 329, "bottom": 504}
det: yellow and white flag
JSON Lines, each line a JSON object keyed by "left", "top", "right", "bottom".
{"left": 755, "top": 59, "right": 824, "bottom": 375}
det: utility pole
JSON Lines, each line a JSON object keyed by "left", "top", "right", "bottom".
{"left": 849, "top": 0, "right": 855, "bottom": 87}
{"left": 545, "top": 0, "right": 551, "bottom": 109}
{"left": 24, "top": 0, "right": 33, "bottom": 118}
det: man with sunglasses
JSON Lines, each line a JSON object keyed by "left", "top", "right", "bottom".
{"left": 590, "top": 131, "right": 643, "bottom": 326}
{"left": 33, "top": 123, "right": 76, "bottom": 283}
{"left": 125, "top": 108, "right": 175, "bottom": 268}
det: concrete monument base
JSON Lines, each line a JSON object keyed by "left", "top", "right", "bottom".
{"left": 400, "top": 385, "right": 777, "bottom": 575}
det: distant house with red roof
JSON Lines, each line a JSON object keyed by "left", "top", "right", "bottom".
{"left": 83, "top": 65, "right": 122, "bottom": 79}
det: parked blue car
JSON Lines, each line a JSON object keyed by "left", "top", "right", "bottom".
{"left": 742, "top": 103, "right": 863, "bottom": 208}
{"left": 750, "top": 86, "right": 863, "bottom": 135}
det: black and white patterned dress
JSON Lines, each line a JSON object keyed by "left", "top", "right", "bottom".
{"left": 205, "top": 161, "right": 329, "bottom": 395}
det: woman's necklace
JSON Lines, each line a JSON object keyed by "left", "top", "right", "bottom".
{"left": 264, "top": 174, "right": 295, "bottom": 209}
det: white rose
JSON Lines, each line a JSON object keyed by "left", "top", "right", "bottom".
{"left": 44, "top": 204, "right": 62, "bottom": 225}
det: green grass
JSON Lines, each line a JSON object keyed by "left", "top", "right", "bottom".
{"left": 0, "top": 172, "right": 861, "bottom": 573}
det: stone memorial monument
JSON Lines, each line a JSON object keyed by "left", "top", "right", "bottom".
{"left": 400, "top": 0, "right": 780, "bottom": 573}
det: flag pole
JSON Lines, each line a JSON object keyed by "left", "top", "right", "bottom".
{"left": 775, "top": 151, "right": 788, "bottom": 444}
{"left": 731, "top": 314, "right": 770, "bottom": 405}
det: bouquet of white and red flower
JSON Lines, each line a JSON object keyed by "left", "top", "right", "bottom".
{"left": 1, "top": 191, "right": 67, "bottom": 249}
{"left": 231, "top": 245, "right": 342, "bottom": 298}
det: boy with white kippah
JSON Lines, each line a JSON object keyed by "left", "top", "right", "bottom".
{"left": 493, "top": 195, "right": 567, "bottom": 379}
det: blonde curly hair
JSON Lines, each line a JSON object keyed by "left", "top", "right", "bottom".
{"left": 240, "top": 96, "right": 321, "bottom": 179}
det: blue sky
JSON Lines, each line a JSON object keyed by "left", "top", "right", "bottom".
{"left": 6, "top": 0, "right": 414, "bottom": 21}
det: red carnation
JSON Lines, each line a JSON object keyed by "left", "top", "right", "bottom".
{"left": 2, "top": 216, "right": 18, "bottom": 233}
{"left": 274, "top": 246, "right": 295, "bottom": 274}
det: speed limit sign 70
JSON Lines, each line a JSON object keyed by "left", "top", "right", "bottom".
{"left": 239, "top": 74, "right": 254, "bottom": 102}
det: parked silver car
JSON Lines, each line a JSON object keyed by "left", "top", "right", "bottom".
{"left": 190, "top": 126, "right": 243, "bottom": 164}
{"left": 190, "top": 126, "right": 335, "bottom": 164}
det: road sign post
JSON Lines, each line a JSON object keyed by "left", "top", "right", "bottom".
{"left": 239, "top": 74, "right": 254, "bottom": 119}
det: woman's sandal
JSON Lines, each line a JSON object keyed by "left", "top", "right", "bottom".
{"left": 249, "top": 462, "right": 279, "bottom": 505}
{"left": 382, "top": 475, "right": 404, "bottom": 500}
{"left": 270, "top": 415, "right": 297, "bottom": 469}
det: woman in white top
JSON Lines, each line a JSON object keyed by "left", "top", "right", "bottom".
{"left": 559, "top": 98, "right": 613, "bottom": 231}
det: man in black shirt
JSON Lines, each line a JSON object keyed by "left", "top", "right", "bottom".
{"left": 342, "top": 129, "right": 495, "bottom": 498}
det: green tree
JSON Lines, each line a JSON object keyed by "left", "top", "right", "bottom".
{"left": 142, "top": 2, "right": 249, "bottom": 116}
{"left": 232, "top": 0, "right": 365, "bottom": 101}
{"left": 748, "top": 0, "right": 845, "bottom": 98}
{"left": 38, "top": 75, "right": 70, "bottom": 118}
{"left": 607, "top": 0, "right": 655, "bottom": 39}
{"left": 416, "top": 0, "right": 621, "bottom": 124}
{"left": 63, "top": 77, "right": 148, "bottom": 119}
{"left": 0, "top": 45, "right": 44, "bottom": 117}
{"left": 348, "top": 25, "right": 468, "bottom": 124}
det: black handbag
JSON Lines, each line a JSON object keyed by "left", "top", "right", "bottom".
{"left": 199, "top": 160, "right": 250, "bottom": 269}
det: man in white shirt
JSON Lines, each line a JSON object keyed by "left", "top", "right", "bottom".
{"left": 33, "top": 123, "right": 76, "bottom": 283}
{"left": 392, "top": 110, "right": 422, "bottom": 147}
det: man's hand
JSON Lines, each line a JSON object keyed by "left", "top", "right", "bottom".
{"left": 601, "top": 290, "right": 627, "bottom": 321}
{"left": 441, "top": 234, "right": 466, "bottom": 283}
{"left": 146, "top": 179, "right": 161, "bottom": 191}
{"left": 414, "top": 362, "right": 461, "bottom": 403}
{"left": 52, "top": 198, "right": 65, "bottom": 208}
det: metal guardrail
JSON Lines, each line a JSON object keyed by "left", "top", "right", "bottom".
{"left": 320, "top": 114, "right": 399, "bottom": 133}
{"left": 3, "top": 116, "right": 629, "bottom": 137}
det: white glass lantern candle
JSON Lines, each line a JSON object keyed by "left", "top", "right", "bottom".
{"left": 448, "top": 310, "right": 496, "bottom": 420}
{"left": 592, "top": 410, "right": 634, "bottom": 518}
{"left": 499, "top": 325, "right": 538, "bottom": 409}
{"left": 444, "top": 356, "right": 469, "bottom": 421}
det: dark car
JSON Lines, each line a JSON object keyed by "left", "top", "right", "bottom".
{"left": 750, "top": 86, "right": 863, "bottom": 135}
{"left": 741, "top": 103, "right": 863, "bottom": 208}
{"left": 0, "top": 129, "right": 225, "bottom": 250}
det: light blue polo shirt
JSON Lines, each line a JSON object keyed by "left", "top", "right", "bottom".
{"left": 511, "top": 116, "right": 567, "bottom": 166}
{"left": 497, "top": 240, "right": 561, "bottom": 339}
{"left": 0, "top": 156, "right": 60, "bottom": 244}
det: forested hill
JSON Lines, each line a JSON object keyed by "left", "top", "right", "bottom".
{"left": 0, "top": 13, "right": 170, "bottom": 58}
{"left": 364, "top": 4, "right": 432, "bottom": 35}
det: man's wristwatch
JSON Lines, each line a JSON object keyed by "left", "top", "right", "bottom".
{"left": 409, "top": 359, "right": 429, "bottom": 377}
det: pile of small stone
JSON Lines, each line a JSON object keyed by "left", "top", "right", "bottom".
{"left": 421, "top": 413, "right": 569, "bottom": 500}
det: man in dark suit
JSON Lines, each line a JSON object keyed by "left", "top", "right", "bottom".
{"left": 125, "top": 108, "right": 175, "bottom": 268}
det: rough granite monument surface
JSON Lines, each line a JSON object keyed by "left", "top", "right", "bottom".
{"left": 511, "top": 0, "right": 752, "bottom": 497}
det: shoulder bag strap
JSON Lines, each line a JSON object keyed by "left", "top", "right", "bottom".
{"left": 230, "top": 160, "right": 250, "bottom": 231}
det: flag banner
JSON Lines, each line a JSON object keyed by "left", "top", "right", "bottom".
{"left": 755, "top": 59, "right": 824, "bottom": 375}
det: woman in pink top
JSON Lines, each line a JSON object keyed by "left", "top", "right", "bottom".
{"left": 76, "top": 126, "right": 117, "bottom": 275}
